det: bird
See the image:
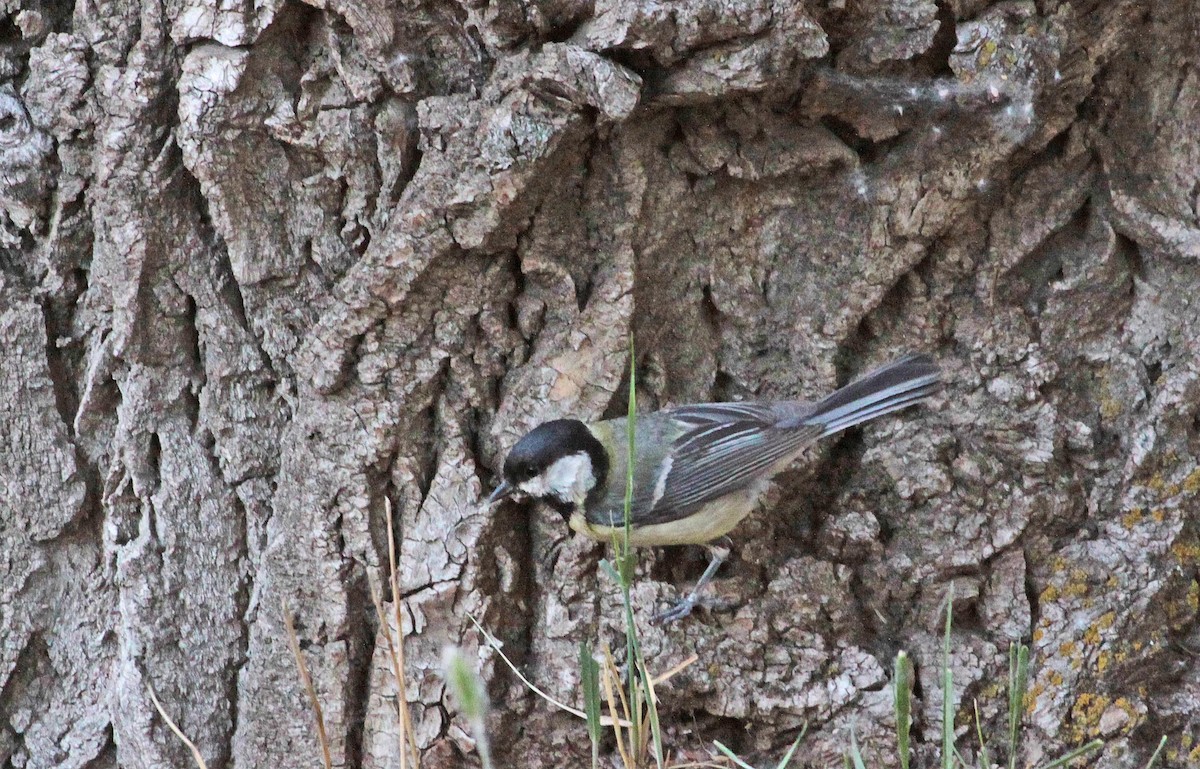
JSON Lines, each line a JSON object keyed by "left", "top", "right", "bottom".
{"left": 487, "top": 353, "right": 941, "bottom": 622}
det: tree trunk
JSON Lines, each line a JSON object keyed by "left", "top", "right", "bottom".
{"left": 2, "top": 0, "right": 1198, "bottom": 767}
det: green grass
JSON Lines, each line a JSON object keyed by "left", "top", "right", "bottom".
{"left": 453, "top": 341, "right": 1164, "bottom": 769}
{"left": 837, "top": 586, "right": 1105, "bottom": 769}
{"left": 895, "top": 651, "right": 913, "bottom": 769}
{"left": 443, "top": 647, "right": 494, "bottom": 769}
{"left": 595, "top": 334, "right": 664, "bottom": 767}
{"left": 715, "top": 723, "right": 807, "bottom": 769}
{"left": 470, "top": 578, "right": 1136, "bottom": 769}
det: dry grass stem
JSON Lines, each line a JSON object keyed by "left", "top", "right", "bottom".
{"left": 467, "top": 614, "right": 633, "bottom": 727}
{"left": 385, "top": 498, "right": 421, "bottom": 769}
{"left": 600, "top": 645, "right": 636, "bottom": 769}
{"left": 281, "top": 604, "right": 333, "bottom": 769}
{"left": 145, "top": 682, "right": 209, "bottom": 769}
{"left": 651, "top": 655, "right": 699, "bottom": 687}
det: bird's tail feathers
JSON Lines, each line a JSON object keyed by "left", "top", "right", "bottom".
{"left": 798, "top": 353, "right": 941, "bottom": 437}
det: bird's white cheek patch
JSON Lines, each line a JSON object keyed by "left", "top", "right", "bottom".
{"left": 519, "top": 452, "right": 595, "bottom": 503}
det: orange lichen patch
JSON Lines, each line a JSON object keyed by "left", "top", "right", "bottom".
{"left": 1099, "top": 398, "right": 1122, "bottom": 419}
{"left": 1105, "top": 575, "right": 1119, "bottom": 588}
{"left": 1033, "top": 628, "right": 1045, "bottom": 642}
{"left": 1121, "top": 507, "right": 1144, "bottom": 528}
{"left": 1096, "top": 651, "right": 1111, "bottom": 672}
{"left": 1183, "top": 468, "right": 1200, "bottom": 493}
{"left": 1069, "top": 693, "right": 1109, "bottom": 740}
{"left": 979, "top": 681, "right": 1005, "bottom": 700}
{"left": 1147, "top": 473, "right": 1167, "bottom": 493}
{"left": 1065, "top": 580, "right": 1094, "bottom": 599}
{"left": 1061, "top": 576, "right": 1089, "bottom": 599}
{"left": 1181, "top": 734, "right": 1200, "bottom": 765}
{"left": 1025, "top": 682, "right": 1045, "bottom": 715}
{"left": 1171, "top": 538, "right": 1200, "bottom": 565}
{"left": 1048, "top": 670, "right": 1064, "bottom": 686}
{"left": 1067, "top": 693, "right": 1141, "bottom": 741}
{"left": 1167, "top": 583, "right": 1200, "bottom": 628}
{"left": 1040, "top": 584, "right": 1060, "bottom": 603}
{"left": 1051, "top": 555, "right": 1069, "bottom": 572}
{"left": 1079, "top": 611, "right": 1116, "bottom": 646}
{"left": 1151, "top": 508, "right": 1166, "bottom": 522}
{"left": 1059, "top": 641, "right": 1078, "bottom": 657}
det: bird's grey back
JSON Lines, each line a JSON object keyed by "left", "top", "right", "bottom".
{"left": 581, "top": 353, "right": 941, "bottom": 530}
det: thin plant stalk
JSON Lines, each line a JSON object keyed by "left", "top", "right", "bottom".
{"left": 1007, "top": 642, "right": 1030, "bottom": 769}
{"left": 847, "top": 726, "right": 868, "bottom": 769}
{"left": 443, "top": 648, "right": 493, "bottom": 769}
{"left": 1143, "top": 736, "right": 1168, "bottom": 769}
{"left": 145, "top": 683, "right": 209, "bottom": 769}
{"left": 712, "top": 743, "right": 757, "bottom": 769}
{"left": 974, "top": 699, "right": 992, "bottom": 769}
{"left": 385, "top": 498, "right": 420, "bottom": 769}
{"left": 714, "top": 723, "right": 806, "bottom": 769}
{"left": 600, "top": 645, "right": 636, "bottom": 769}
{"left": 1035, "top": 740, "right": 1103, "bottom": 769}
{"left": 894, "top": 650, "right": 912, "bottom": 769}
{"left": 468, "top": 613, "right": 629, "bottom": 726}
{"left": 942, "top": 583, "right": 956, "bottom": 769}
{"left": 606, "top": 334, "right": 664, "bottom": 767}
{"left": 581, "top": 641, "right": 602, "bottom": 769}
{"left": 282, "top": 603, "right": 333, "bottom": 769}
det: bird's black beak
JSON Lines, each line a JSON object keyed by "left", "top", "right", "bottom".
{"left": 486, "top": 481, "right": 514, "bottom": 505}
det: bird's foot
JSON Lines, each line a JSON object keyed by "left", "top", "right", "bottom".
{"left": 651, "top": 594, "right": 700, "bottom": 625}
{"left": 650, "top": 539, "right": 732, "bottom": 625}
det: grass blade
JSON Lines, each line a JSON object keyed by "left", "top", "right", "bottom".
{"left": 623, "top": 333, "right": 637, "bottom": 578}
{"left": 848, "top": 726, "right": 868, "bottom": 769}
{"left": 942, "top": 584, "right": 956, "bottom": 769}
{"left": 1034, "top": 739, "right": 1103, "bottom": 769}
{"left": 580, "top": 641, "right": 602, "bottom": 769}
{"left": 1143, "top": 736, "right": 1168, "bottom": 769}
{"left": 713, "top": 741, "right": 759, "bottom": 769}
{"left": 894, "top": 651, "right": 912, "bottom": 769}
{"left": 974, "top": 699, "right": 992, "bottom": 769}
{"left": 774, "top": 723, "right": 809, "bottom": 769}
{"left": 443, "top": 647, "right": 493, "bottom": 769}
{"left": 1007, "top": 642, "right": 1030, "bottom": 769}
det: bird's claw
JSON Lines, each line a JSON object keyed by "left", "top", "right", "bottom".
{"left": 651, "top": 593, "right": 706, "bottom": 625}
{"left": 651, "top": 598, "right": 694, "bottom": 625}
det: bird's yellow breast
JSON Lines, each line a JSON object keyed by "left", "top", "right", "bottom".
{"left": 569, "top": 485, "right": 760, "bottom": 546}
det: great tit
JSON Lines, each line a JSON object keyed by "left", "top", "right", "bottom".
{"left": 488, "top": 353, "right": 941, "bottom": 622}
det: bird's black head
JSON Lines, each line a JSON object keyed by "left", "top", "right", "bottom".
{"left": 492, "top": 419, "right": 608, "bottom": 518}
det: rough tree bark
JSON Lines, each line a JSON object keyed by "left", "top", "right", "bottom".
{"left": 2, "top": 0, "right": 1198, "bottom": 767}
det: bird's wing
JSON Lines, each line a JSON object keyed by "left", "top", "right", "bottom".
{"left": 631, "top": 402, "right": 822, "bottom": 526}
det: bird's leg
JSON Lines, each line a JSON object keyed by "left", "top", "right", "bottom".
{"left": 651, "top": 538, "right": 732, "bottom": 625}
